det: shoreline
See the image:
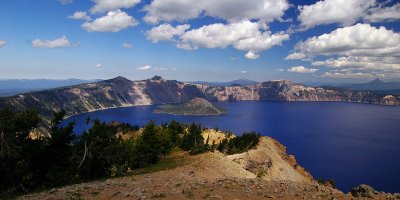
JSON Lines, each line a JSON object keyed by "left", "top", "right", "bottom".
{"left": 65, "top": 99, "right": 397, "bottom": 120}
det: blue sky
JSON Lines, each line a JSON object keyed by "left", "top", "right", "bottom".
{"left": 0, "top": 0, "right": 399, "bottom": 82}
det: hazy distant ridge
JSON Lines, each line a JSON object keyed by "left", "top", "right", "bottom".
{"left": 0, "top": 79, "right": 101, "bottom": 97}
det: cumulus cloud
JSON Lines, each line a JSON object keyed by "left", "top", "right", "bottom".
{"left": 288, "top": 23, "right": 400, "bottom": 78}
{"left": 285, "top": 52, "right": 306, "bottom": 60}
{"left": 82, "top": 10, "right": 138, "bottom": 32}
{"left": 203, "top": 0, "right": 290, "bottom": 23}
{"left": 0, "top": 40, "right": 6, "bottom": 47}
{"left": 176, "top": 20, "right": 289, "bottom": 59}
{"left": 68, "top": 11, "right": 91, "bottom": 21}
{"left": 122, "top": 42, "right": 133, "bottom": 48}
{"left": 143, "top": 0, "right": 202, "bottom": 24}
{"left": 143, "top": 0, "right": 290, "bottom": 24}
{"left": 312, "top": 56, "right": 400, "bottom": 72}
{"left": 240, "top": 70, "right": 248, "bottom": 74}
{"left": 96, "top": 64, "right": 102, "bottom": 68}
{"left": 137, "top": 65, "right": 176, "bottom": 71}
{"left": 138, "top": 65, "right": 152, "bottom": 70}
{"left": 90, "top": 0, "right": 141, "bottom": 13}
{"left": 365, "top": 3, "right": 400, "bottom": 22}
{"left": 142, "top": 1, "right": 290, "bottom": 59}
{"left": 298, "top": 0, "right": 375, "bottom": 29}
{"left": 244, "top": 51, "right": 259, "bottom": 60}
{"left": 32, "top": 36, "right": 71, "bottom": 48}
{"left": 288, "top": 66, "right": 318, "bottom": 73}
{"left": 295, "top": 24, "right": 400, "bottom": 57}
{"left": 146, "top": 24, "right": 190, "bottom": 43}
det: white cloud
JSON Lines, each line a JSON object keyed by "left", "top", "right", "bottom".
{"left": 365, "top": 3, "right": 400, "bottom": 22}
{"left": 176, "top": 20, "right": 289, "bottom": 59}
{"left": 312, "top": 56, "right": 400, "bottom": 74}
{"left": 203, "top": 0, "right": 290, "bottom": 23}
{"left": 32, "top": 36, "right": 71, "bottom": 48}
{"left": 143, "top": 0, "right": 290, "bottom": 24}
{"left": 295, "top": 23, "right": 400, "bottom": 57}
{"left": 68, "top": 11, "right": 91, "bottom": 21}
{"left": 96, "top": 64, "right": 102, "bottom": 68}
{"left": 290, "top": 23, "right": 400, "bottom": 78}
{"left": 138, "top": 65, "right": 152, "bottom": 70}
{"left": 122, "top": 42, "right": 133, "bottom": 48}
{"left": 298, "top": 0, "right": 375, "bottom": 29}
{"left": 244, "top": 51, "right": 259, "bottom": 60}
{"left": 285, "top": 52, "right": 306, "bottom": 60}
{"left": 288, "top": 66, "right": 318, "bottom": 73}
{"left": 240, "top": 70, "right": 248, "bottom": 74}
{"left": 90, "top": 0, "right": 141, "bottom": 13}
{"left": 143, "top": 0, "right": 202, "bottom": 24}
{"left": 233, "top": 30, "right": 289, "bottom": 52}
{"left": 59, "top": 0, "right": 73, "bottom": 5}
{"left": 82, "top": 10, "right": 138, "bottom": 32}
{"left": 146, "top": 24, "right": 190, "bottom": 43}
{"left": 180, "top": 21, "right": 255, "bottom": 49}
{"left": 0, "top": 40, "right": 6, "bottom": 47}
{"left": 137, "top": 65, "right": 176, "bottom": 71}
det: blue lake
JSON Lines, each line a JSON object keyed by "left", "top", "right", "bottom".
{"left": 63, "top": 101, "right": 400, "bottom": 193}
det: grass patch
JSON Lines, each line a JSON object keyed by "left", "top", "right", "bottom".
{"left": 131, "top": 150, "right": 186, "bottom": 175}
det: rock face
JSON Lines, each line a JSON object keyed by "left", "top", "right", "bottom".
{"left": 0, "top": 76, "right": 399, "bottom": 121}
{"left": 154, "top": 98, "right": 226, "bottom": 116}
{"left": 351, "top": 184, "right": 378, "bottom": 198}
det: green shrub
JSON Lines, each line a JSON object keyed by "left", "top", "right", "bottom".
{"left": 218, "top": 132, "right": 260, "bottom": 155}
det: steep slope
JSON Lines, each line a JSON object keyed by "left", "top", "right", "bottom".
{"left": 0, "top": 77, "right": 143, "bottom": 119}
{"left": 0, "top": 76, "right": 205, "bottom": 120}
{"left": 144, "top": 76, "right": 205, "bottom": 104}
{"left": 18, "top": 134, "right": 398, "bottom": 199}
{"left": 17, "top": 136, "right": 341, "bottom": 200}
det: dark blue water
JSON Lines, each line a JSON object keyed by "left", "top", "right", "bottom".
{"left": 63, "top": 101, "right": 400, "bottom": 193}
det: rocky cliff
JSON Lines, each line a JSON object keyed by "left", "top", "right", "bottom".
{"left": 0, "top": 76, "right": 399, "bottom": 121}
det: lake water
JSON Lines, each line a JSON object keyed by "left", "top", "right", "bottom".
{"left": 63, "top": 101, "right": 400, "bottom": 193}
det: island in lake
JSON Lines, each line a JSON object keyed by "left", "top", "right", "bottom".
{"left": 154, "top": 98, "right": 226, "bottom": 116}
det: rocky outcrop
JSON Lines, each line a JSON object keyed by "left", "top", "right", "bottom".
{"left": 351, "top": 184, "right": 378, "bottom": 198}
{"left": 1, "top": 76, "right": 399, "bottom": 121}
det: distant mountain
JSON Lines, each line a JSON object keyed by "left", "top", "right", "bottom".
{"left": 190, "top": 79, "right": 258, "bottom": 87}
{"left": 0, "top": 76, "right": 399, "bottom": 123}
{"left": 340, "top": 78, "right": 400, "bottom": 91}
{"left": 0, "top": 79, "right": 101, "bottom": 97}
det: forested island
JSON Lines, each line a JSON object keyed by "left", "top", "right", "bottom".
{"left": 154, "top": 98, "right": 226, "bottom": 116}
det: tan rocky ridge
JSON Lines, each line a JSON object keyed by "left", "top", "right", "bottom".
{"left": 18, "top": 130, "right": 399, "bottom": 200}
